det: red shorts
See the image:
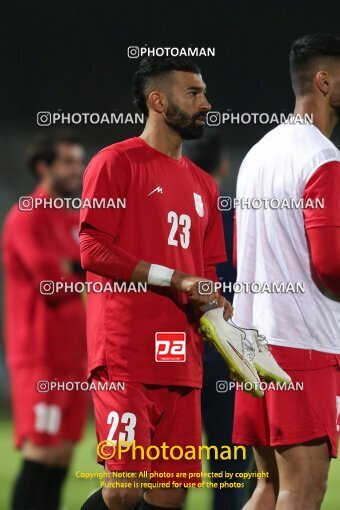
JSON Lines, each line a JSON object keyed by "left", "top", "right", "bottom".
{"left": 233, "top": 346, "right": 340, "bottom": 458}
{"left": 91, "top": 367, "right": 202, "bottom": 481}
{"left": 9, "top": 365, "right": 88, "bottom": 448}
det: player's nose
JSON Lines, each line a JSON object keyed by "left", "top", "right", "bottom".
{"left": 200, "top": 97, "right": 211, "bottom": 112}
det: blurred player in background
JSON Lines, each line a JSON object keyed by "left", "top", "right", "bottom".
{"left": 3, "top": 134, "right": 88, "bottom": 510}
{"left": 233, "top": 34, "right": 340, "bottom": 510}
{"left": 79, "top": 57, "right": 233, "bottom": 510}
{"left": 184, "top": 131, "right": 251, "bottom": 510}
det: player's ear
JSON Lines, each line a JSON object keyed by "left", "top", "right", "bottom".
{"left": 147, "top": 90, "right": 167, "bottom": 114}
{"left": 315, "top": 70, "right": 330, "bottom": 97}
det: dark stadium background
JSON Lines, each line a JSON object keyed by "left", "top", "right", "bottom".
{"left": 0, "top": 1, "right": 339, "bottom": 509}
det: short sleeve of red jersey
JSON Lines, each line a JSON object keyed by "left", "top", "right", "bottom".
{"left": 202, "top": 182, "right": 227, "bottom": 266}
{"left": 80, "top": 148, "right": 130, "bottom": 237}
{"left": 303, "top": 160, "right": 340, "bottom": 297}
{"left": 303, "top": 160, "right": 340, "bottom": 229}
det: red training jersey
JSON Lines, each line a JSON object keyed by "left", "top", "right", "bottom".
{"left": 3, "top": 187, "right": 87, "bottom": 371}
{"left": 80, "top": 137, "right": 226, "bottom": 387}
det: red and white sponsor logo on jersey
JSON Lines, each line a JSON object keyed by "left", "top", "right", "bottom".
{"left": 155, "top": 332, "right": 186, "bottom": 362}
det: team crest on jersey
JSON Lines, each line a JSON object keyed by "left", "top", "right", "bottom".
{"left": 193, "top": 193, "right": 204, "bottom": 217}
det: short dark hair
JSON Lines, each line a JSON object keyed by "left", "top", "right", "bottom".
{"left": 27, "top": 133, "right": 81, "bottom": 177}
{"left": 290, "top": 33, "right": 340, "bottom": 94}
{"left": 133, "top": 56, "right": 201, "bottom": 116}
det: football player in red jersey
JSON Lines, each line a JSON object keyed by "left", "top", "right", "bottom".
{"left": 79, "top": 57, "right": 233, "bottom": 510}
{"left": 3, "top": 135, "right": 88, "bottom": 510}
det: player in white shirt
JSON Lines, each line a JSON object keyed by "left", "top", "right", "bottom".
{"left": 232, "top": 34, "right": 340, "bottom": 510}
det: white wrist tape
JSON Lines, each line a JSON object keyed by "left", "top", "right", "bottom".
{"left": 148, "top": 264, "right": 174, "bottom": 286}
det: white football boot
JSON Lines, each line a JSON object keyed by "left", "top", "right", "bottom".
{"left": 237, "top": 325, "right": 292, "bottom": 385}
{"left": 199, "top": 308, "right": 264, "bottom": 397}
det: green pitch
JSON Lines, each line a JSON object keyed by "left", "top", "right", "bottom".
{"left": 0, "top": 417, "right": 338, "bottom": 510}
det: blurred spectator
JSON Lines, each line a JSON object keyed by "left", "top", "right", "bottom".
{"left": 2, "top": 134, "right": 88, "bottom": 510}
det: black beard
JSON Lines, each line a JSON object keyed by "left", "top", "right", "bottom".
{"left": 164, "top": 102, "right": 205, "bottom": 140}
{"left": 52, "top": 177, "right": 81, "bottom": 200}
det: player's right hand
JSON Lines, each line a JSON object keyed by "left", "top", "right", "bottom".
{"left": 170, "top": 271, "right": 219, "bottom": 306}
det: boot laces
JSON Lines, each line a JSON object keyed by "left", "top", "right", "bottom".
{"left": 256, "top": 332, "right": 271, "bottom": 354}
{"left": 229, "top": 318, "right": 255, "bottom": 366}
